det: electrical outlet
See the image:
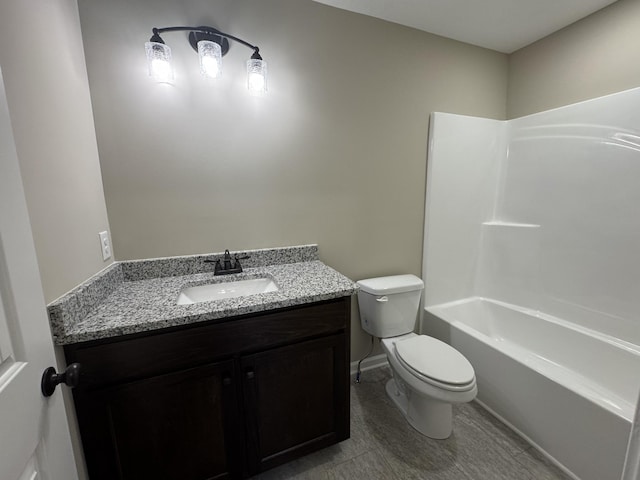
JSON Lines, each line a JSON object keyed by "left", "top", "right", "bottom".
{"left": 99, "top": 231, "right": 112, "bottom": 261}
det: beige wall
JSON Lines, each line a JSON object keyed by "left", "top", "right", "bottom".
{"left": 0, "top": 0, "right": 634, "bottom": 475}
{"left": 508, "top": 0, "right": 640, "bottom": 118}
{"left": 3, "top": 0, "right": 633, "bottom": 360}
{"left": 0, "top": 0, "right": 112, "bottom": 304}
{"left": 78, "top": 0, "right": 507, "bottom": 358}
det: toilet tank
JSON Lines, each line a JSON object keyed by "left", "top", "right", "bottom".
{"left": 356, "top": 274, "right": 424, "bottom": 338}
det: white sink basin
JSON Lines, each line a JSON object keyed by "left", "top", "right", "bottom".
{"left": 177, "top": 278, "right": 278, "bottom": 305}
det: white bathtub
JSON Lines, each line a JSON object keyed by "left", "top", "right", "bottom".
{"left": 423, "top": 297, "right": 640, "bottom": 480}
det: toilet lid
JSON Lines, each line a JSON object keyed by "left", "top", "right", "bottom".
{"left": 395, "top": 336, "right": 475, "bottom": 385}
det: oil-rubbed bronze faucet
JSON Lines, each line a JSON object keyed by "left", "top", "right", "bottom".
{"left": 205, "top": 249, "right": 251, "bottom": 275}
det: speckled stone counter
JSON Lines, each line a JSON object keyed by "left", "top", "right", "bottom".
{"left": 48, "top": 245, "right": 356, "bottom": 345}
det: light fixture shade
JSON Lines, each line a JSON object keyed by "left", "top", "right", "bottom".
{"left": 145, "top": 41, "right": 174, "bottom": 83}
{"left": 198, "top": 40, "right": 222, "bottom": 79}
{"left": 247, "top": 58, "right": 267, "bottom": 95}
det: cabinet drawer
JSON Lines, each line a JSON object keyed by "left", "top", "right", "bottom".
{"left": 65, "top": 297, "right": 350, "bottom": 389}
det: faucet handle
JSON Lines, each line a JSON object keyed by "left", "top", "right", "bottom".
{"left": 204, "top": 258, "right": 222, "bottom": 273}
{"left": 233, "top": 254, "right": 250, "bottom": 270}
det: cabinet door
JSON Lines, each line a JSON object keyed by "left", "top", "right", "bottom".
{"left": 74, "top": 360, "right": 242, "bottom": 480}
{"left": 241, "top": 334, "right": 349, "bottom": 474}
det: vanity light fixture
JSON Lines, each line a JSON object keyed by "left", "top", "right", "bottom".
{"left": 145, "top": 25, "right": 267, "bottom": 95}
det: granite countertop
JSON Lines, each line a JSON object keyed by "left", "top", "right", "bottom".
{"left": 48, "top": 245, "right": 357, "bottom": 345}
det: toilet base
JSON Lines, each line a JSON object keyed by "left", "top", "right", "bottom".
{"left": 385, "top": 378, "right": 453, "bottom": 439}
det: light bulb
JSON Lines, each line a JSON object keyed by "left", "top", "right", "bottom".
{"left": 145, "top": 41, "right": 174, "bottom": 83}
{"left": 247, "top": 58, "right": 267, "bottom": 95}
{"left": 151, "top": 59, "right": 172, "bottom": 81}
{"left": 198, "top": 40, "right": 222, "bottom": 79}
{"left": 201, "top": 56, "right": 220, "bottom": 78}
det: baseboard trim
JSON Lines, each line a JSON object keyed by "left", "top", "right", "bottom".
{"left": 350, "top": 353, "right": 388, "bottom": 376}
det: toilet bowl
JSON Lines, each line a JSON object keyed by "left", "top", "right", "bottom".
{"left": 356, "top": 274, "right": 477, "bottom": 439}
{"left": 381, "top": 333, "right": 477, "bottom": 438}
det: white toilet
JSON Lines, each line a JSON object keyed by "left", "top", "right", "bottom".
{"left": 356, "top": 274, "right": 477, "bottom": 439}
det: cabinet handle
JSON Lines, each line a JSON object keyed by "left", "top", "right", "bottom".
{"left": 246, "top": 370, "right": 255, "bottom": 380}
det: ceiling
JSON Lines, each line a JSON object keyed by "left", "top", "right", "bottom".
{"left": 311, "top": 0, "right": 619, "bottom": 53}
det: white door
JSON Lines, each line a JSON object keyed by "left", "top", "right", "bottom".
{"left": 0, "top": 67, "right": 78, "bottom": 480}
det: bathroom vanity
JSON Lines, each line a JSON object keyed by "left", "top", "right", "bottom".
{"left": 48, "top": 245, "right": 356, "bottom": 479}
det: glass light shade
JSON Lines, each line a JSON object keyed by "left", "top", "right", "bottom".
{"left": 247, "top": 58, "right": 267, "bottom": 95}
{"left": 145, "top": 41, "right": 174, "bottom": 83}
{"left": 198, "top": 40, "right": 223, "bottom": 79}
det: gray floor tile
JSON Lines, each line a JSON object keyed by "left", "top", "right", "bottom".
{"left": 351, "top": 366, "right": 391, "bottom": 406}
{"left": 514, "top": 447, "right": 574, "bottom": 480}
{"left": 451, "top": 419, "right": 536, "bottom": 480}
{"left": 325, "top": 449, "right": 400, "bottom": 480}
{"left": 394, "top": 394, "right": 530, "bottom": 480}
{"left": 255, "top": 402, "right": 383, "bottom": 480}
{"left": 457, "top": 401, "right": 530, "bottom": 457}
{"left": 381, "top": 446, "right": 471, "bottom": 480}
{"left": 294, "top": 413, "right": 383, "bottom": 470}
{"left": 252, "top": 460, "right": 327, "bottom": 480}
{"left": 255, "top": 366, "right": 572, "bottom": 480}
{"left": 358, "top": 392, "right": 467, "bottom": 479}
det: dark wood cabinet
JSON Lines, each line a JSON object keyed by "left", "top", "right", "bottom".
{"left": 242, "top": 334, "right": 348, "bottom": 473}
{"left": 74, "top": 360, "right": 241, "bottom": 479}
{"left": 65, "top": 297, "right": 350, "bottom": 480}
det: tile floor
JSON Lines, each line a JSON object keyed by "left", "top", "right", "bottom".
{"left": 255, "top": 366, "right": 573, "bottom": 480}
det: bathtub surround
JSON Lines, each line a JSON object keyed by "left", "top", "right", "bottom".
{"left": 425, "top": 88, "right": 640, "bottom": 334}
{"left": 422, "top": 87, "right": 640, "bottom": 480}
{"left": 623, "top": 390, "right": 640, "bottom": 480}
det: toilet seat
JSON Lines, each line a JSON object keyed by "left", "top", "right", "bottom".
{"left": 394, "top": 335, "right": 475, "bottom": 392}
{"left": 381, "top": 333, "right": 477, "bottom": 420}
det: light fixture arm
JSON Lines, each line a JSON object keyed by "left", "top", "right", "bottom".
{"left": 150, "top": 26, "right": 261, "bottom": 58}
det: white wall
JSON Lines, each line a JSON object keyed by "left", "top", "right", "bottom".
{"left": 424, "top": 87, "right": 640, "bottom": 345}
{"left": 422, "top": 113, "right": 505, "bottom": 306}
{"left": 499, "top": 88, "right": 640, "bottom": 342}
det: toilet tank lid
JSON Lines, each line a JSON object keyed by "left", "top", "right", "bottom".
{"left": 357, "top": 274, "right": 424, "bottom": 295}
